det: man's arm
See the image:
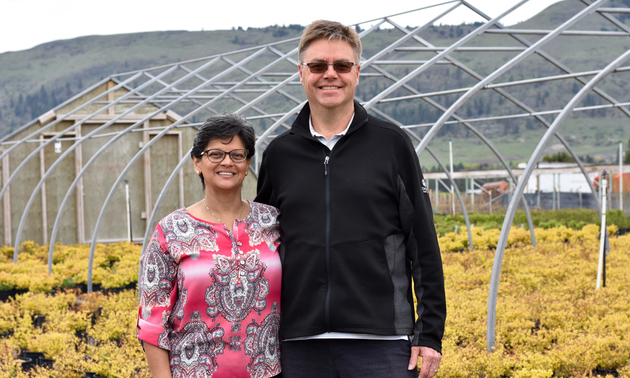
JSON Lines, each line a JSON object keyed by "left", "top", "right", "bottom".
{"left": 254, "top": 149, "right": 275, "bottom": 206}
{"left": 396, "top": 132, "right": 446, "bottom": 369}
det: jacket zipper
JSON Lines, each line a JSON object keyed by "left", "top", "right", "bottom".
{"left": 323, "top": 151, "right": 331, "bottom": 331}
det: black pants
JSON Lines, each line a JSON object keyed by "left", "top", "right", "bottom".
{"left": 281, "top": 339, "right": 419, "bottom": 378}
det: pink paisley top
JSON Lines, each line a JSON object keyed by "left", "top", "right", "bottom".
{"left": 137, "top": 201, "right": 281, "bottom": 378}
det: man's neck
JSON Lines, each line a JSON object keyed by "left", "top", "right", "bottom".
{"left": 310, "top": 103, "right": 355, "bottom": 140}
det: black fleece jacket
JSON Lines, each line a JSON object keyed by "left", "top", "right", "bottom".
{"left": 255, "top": 101, "right": 446, "bottom": 353}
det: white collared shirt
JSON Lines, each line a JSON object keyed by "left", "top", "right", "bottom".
{"left": 309, "top": 113, "right": 354, "bottom": 150}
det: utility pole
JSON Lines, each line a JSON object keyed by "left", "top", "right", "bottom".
{"left": 552, "top": 174, "right": 556, "bottom": 210}
{"left": 557, "top": 173, "right": 561, "bottom": 209}
{"left": 471, "top": 178, "right": 475, "bottom": 211}
{"left": 435, "top": 179, "right": 439, "bottom": 211}
{"left": 597, "top": 171, "right": 608, "bottom": 289}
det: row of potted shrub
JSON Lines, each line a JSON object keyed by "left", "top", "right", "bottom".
{"left": 0, "top": 288, "right": 147, "bottom": 377}
{"left": 433, "top": 208, "right": 630, "bottom": 235}
{"left": 0, "top": 226, "right": 628, "bottom": 376}
{"left": 0, "top": 223, "right": 620, "bottom": 295}
{"left": 0, "top": 241, "right": 139, "bottom": 293}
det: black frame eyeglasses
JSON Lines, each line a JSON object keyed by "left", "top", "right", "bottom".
{"left": 301, "top": 61, "right": 357, "bottom": 74}
{"left": 202, "top": 149, "right": 249, "bottom": 163}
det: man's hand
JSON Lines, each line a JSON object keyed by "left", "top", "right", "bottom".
{"left": 408, "top": 346, "right": 441, "bottom": 378}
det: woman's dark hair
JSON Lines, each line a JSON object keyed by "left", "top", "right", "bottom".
{"left": 191, "top": 112, "right": 256, "bottom": 190}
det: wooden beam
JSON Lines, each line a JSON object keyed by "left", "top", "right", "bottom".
{"left": 40, "top": 132, "right": 76, "bottom": 137}
{"left": 107, "top": 81, "right": 115, "bottom": 116}
{"left": 38, "top": 110, "right": 56, "bottom": 126}
{"left": 2, "top": 149, "right": 11, "bottom": 246}
{"left": 55, "top": 113, "right": 168, "bottom": 121}
{"left": 75, "top": 124, "right": 85, "bottom": 244}
{"left": 178, "top": 133, "right": 184, "bottom": 208}
{"left": 166, "top": 110, "right": 183, "bottom": 122}
{"left": 143, "top": 121, "right": 152, "bottom": 225}
{"left": 40, "top": 136, "right": 48, "bottom": 245}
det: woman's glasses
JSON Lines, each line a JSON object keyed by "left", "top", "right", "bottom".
{"left": 301, "top": 62, "right": 357, "bottom": 74}
{"left": 202, "top": 149, "right": 249, "bottom": 163}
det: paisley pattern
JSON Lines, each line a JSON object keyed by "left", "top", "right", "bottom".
{"left": 172, "top": 266, "right": 187, "bottom": 322}
{"left": 205, "top": 251, "right": 269, "bottom": 331}
{"left": 244, "top": 303, "right": 281, "bottom": 378}
{"left": 228, "top": 335, "right": 242, "bottom": 352}
{"left": 139, "top": 229, "right": 178, "bottom": 321}
{"left": 137, "top": 202, "right": 281, "bottom": 378}
{"left": 161, "top": 211, "right": 219, "bottom": 262}
{"left": 245, "top": 204, "right": 280, "bottom": 250}
{"left": 169, "top": 311, "right": 225, "bottom": 378}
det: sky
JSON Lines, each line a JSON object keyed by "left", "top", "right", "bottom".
{"left": 0, "top": 0, "right": 564, "bottom": 54}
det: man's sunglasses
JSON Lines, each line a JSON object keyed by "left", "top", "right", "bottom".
{"left": 301, "top": 62, "right": 357, "bottom": 74}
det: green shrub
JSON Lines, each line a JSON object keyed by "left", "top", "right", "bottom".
{"left": 434, "top": 209, "right": 630, "bottom": 236}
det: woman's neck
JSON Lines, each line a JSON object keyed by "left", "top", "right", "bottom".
{"left": 201, "top": 189, "right": 247, "bottom": 228}
{"left": 204, "top": 189, "right": 243, "bottom": 213}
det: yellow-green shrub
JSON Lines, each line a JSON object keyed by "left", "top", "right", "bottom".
{"left": 0, "top": 242, "right": 141, "bottom": 291}
{"left": 438, "top": 230, "right": 630, "bottom": 377}
{"left": 0, "top": 230, "right": 628, "bottom": 376}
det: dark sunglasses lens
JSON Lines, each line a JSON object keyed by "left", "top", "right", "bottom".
{"left": 333, "top": 62, "right": 354, "bottom": 73}
{"left": 308, "top": 63, "right": 328, "bottom": 73}
{"left": 307, "top": 62, "right": 354, "bottom": 73}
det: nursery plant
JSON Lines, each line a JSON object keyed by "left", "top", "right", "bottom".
{"left": 0, "top": 221, "right": 628, "bottom": 376}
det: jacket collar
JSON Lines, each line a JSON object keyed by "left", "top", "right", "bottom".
{"left": 290, "top": 100, "right": 368, "bottom": 138}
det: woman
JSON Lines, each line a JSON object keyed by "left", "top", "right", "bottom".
{"left": 137, "top": 113, "right": 281, "bottom": 378}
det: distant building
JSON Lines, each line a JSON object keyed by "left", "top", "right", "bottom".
{"left": 519, "top": 162, "right": 598, "bottom": 193}
{"left": 593, "top": 173, "right": 630, "bottom": 192}
{"left": 481, "top": 180, "right": 509, "bottom": 202}
{"left": 0, "top": 80, "right": 258, "bottom": 246}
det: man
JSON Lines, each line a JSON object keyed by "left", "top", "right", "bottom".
{"left": 256, "top": 20, "right": 446, "bottom": 378}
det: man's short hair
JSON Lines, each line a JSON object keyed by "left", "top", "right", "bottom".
{"left": 298, "top": 20, "right": 362, "bottom": 64}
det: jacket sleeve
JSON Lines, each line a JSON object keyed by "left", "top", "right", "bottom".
{"left": 136, "top": 224, "right": 178, "bottom": 350}
{"left": 254, "top": 148, "right": 277, "bottom": 207}
{"left": 397, "top": 134, "right": 446, "bottom": 353}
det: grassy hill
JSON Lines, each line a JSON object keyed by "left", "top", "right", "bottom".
{"left": 1, "top": 0, "right": 629, "bottom": 166}
{"left": 0, "top": 25, "right": 304, "bottom": 131}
